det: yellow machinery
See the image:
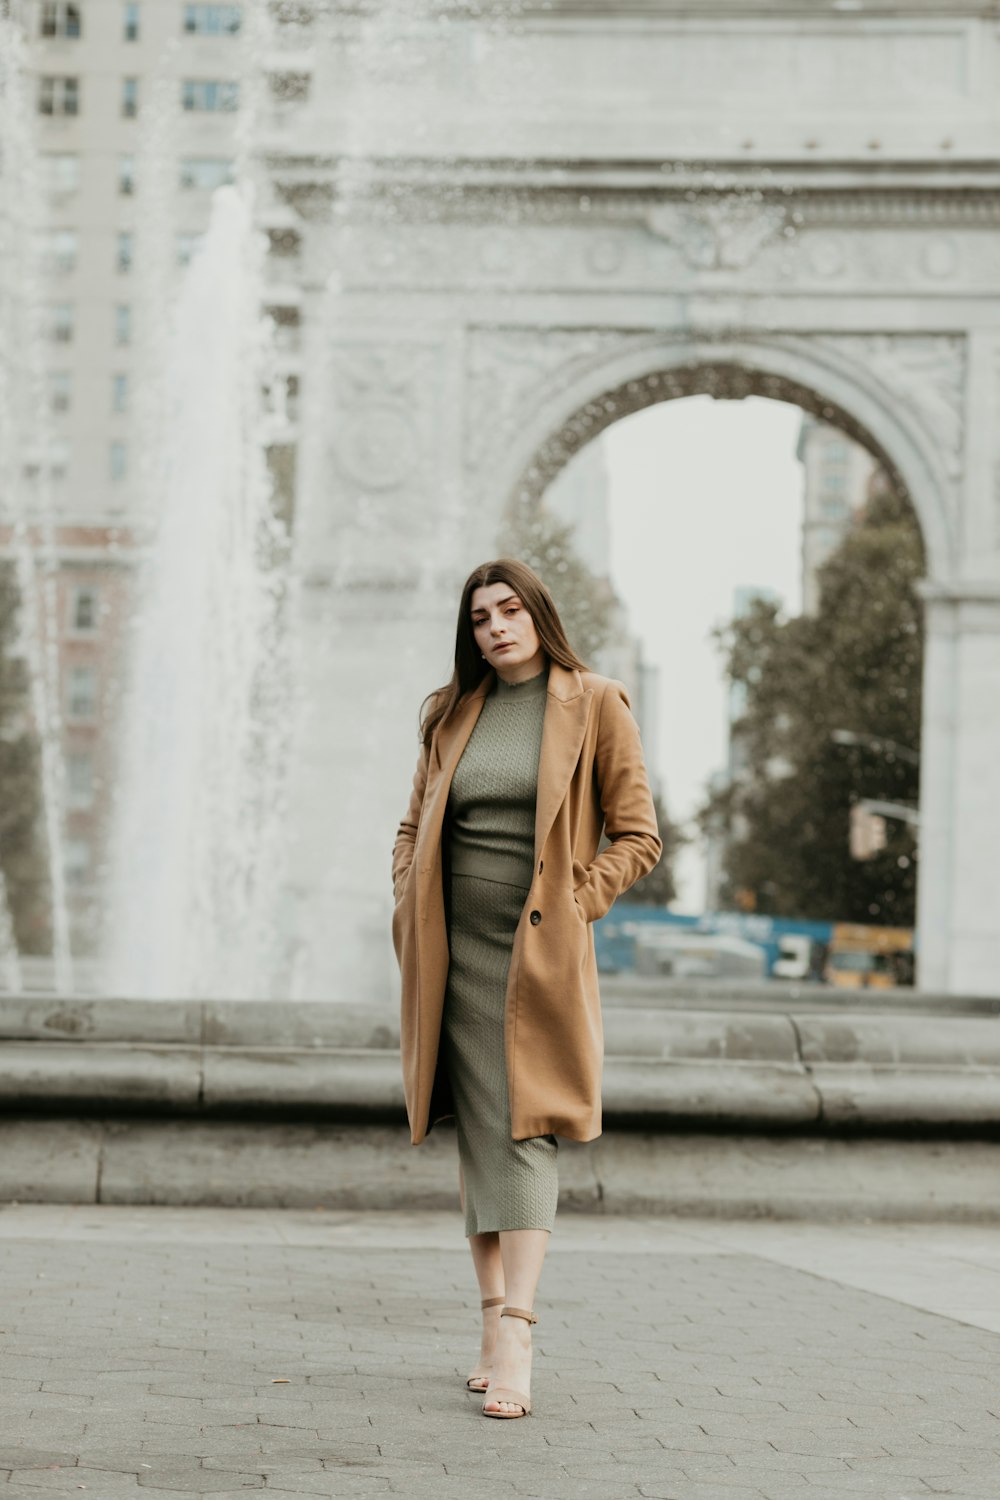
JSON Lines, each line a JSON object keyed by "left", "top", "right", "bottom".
{"left": 823, "top": 922, "right": 915, "bottom": 989}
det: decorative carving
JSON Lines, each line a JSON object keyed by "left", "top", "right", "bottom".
{"left": 806, "top": 234, "right": 847, "bottom": 279}
{"left": 464, "top": 328, "right": 666, "bottom": 471}
{"left": 586, "top": 234, "right": 627, "bottom": 276}
{"left": 817, "top": 335, "right": 966, "bottom": 480}
{"left": 646, "top": 200, "right": 788, "bottom": 271}
{"left": 327, "top": 343, "right": 437, "bottom": 496}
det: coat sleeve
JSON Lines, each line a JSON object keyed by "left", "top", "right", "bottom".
{"left": 582, "top": 681, "right": 662, "bottom": 921}
{"left": 391, "top": 736, "right": 430, "bottom": 902}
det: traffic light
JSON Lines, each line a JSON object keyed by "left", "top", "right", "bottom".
{"left": 850, "top": 803, "right": 887, "bottom": 860}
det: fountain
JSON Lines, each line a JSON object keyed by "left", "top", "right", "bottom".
{"left": 101, "top": 184, "right": 295, "bottom": 1001}
{"left": 0, "top": 11, "right": 75, "bottom": 992}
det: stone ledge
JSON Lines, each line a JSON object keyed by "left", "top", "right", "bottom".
{"left": 2, "top": 1116, "right": 999, "bottom": 1222}
{"left": 2, "top": 1000, "right": 999, "bottom": 1129}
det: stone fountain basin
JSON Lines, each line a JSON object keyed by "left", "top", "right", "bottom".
{"left": 2, "top": 990, "right": 1000, "bottom": 1130}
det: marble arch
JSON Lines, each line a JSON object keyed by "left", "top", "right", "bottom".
{"left": 477, "top": 335, "right": 954, "bottom": 580}
{"left": 268, "top": 1, "right": 1000, "bottom": 1001}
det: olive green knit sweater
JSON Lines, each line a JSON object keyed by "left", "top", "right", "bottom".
{"left": 446, "top": 663, "right": 548, "bottom": 890}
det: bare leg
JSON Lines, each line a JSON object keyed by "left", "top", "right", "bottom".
{"left": 461, "top": 1165, "right": 505, "bottom": 1389}
{"left": 482, "top": 1228, "right": 549, "bottom": 1415}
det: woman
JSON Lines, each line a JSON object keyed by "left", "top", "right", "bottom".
{"left": 391, "top": 558, "right": 661, "bottom": 1419}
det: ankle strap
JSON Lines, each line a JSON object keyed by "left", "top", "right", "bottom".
{"left": 501, "top": 1305, "right": 538, "bottom": 1324}
{"left": 480, "top": 1296, "right": 505, "bottom": 1310}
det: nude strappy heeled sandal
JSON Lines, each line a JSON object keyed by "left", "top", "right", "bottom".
{"left": 481, "top": 1305, "right": 537, "bottom": 1419}
{"left": 466, "top": 1296, "right": 505, "bottom": 1391}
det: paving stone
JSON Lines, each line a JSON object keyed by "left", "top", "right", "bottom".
{"left": 1, "top": 1217, "right": 1000, "bottom": 1500}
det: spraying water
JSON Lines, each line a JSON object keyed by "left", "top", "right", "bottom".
{"left": 0, "top": 13, "right": 74, "bottom": 991}
{"left": 102, "top": 184, "right": 295, "bottom": 1000}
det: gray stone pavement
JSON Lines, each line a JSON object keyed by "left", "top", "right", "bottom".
{"left": 0, "top": 1206, "right": 999, "bottom": 1500}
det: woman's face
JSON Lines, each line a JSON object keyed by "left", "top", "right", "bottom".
{"left": 470, "top": 581, "right": 546, "bottom": 682}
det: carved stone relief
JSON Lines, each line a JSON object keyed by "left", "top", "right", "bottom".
{"left": 327, "top": 344, "right": 434, "bottom": 493}
{"left": 646, "top": 200, "right": 789, "bottom": 272}
{"left": 464, "top": 327, "right": 668, "bottom": 472}
{"left": 325, "top": 212, "right": 997, "bottom": 299}
{"left": 815, "top": 334, "right": 966, "bottom": 482}
{"left": 320, "top": 341, "right": 453, "bottom": 573}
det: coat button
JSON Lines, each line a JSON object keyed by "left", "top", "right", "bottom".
{"left": 529, "top": 909, "right": 541, "bottom": 925}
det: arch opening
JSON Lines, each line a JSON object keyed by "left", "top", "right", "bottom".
{"left": 516, "top": 363, "right": 914, "bottom": 533}
{"left": 496, "top": 369, "right": 928, "bottom": 955}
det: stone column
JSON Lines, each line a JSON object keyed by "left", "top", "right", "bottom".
{"left": 916, "top": 583, "right": 1000, "bottom": 995}
{"left": 279, "top": 294, "right": 467, "bottom": 1002}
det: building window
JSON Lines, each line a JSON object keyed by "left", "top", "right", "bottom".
{"left": 39, "top": 229, "right": 77, "bottom": 273}
{"left": 49, "top": 440, "right": 70, "bottom": 482}
{"left": 284, "top": 373, "right": 300, "bottom": 423}
{"left": 40, "top": 2, "right": 81, "bottom": 38}
{"left": 110, "top": 442, "right": 127, "bottom": 481}
{"left": 179, "top": 156, "right": 234, "bottom": 191}
{"left": 48, "top": 371, "right": 72, "bottom": 414}
{"left": 267, "top": 303, "right": 300, "bottom": 352}
{"left": 47, "top": 302, "right": 74, "bottom": 343}
{"left": 38, "top": 75, "right": 79, "bottom": 116}
{"left": 116, "top": 231, "right": 132, "bottom": 273}
{"left": 267, "top": 71, "right": 310, "bottom": 104}
{"left": 70, "top": 585, "right": 99, "bottom": 633}
{"left": 176, "top": 232, "right": 205, "bottom": 267}
{"left": 123, "top": 1, "right": 140, "bottom": 40}
{"left": 267, "top": 227, "right": 300, "bottom": 259}
{"left": 112, "top": 373, "right": 128, "bottom": 413}
{"left": 183, "top": 4, "right": 241, "bottom": 35}
{"left": 67, "top": 665, "right": 97, "bottom": 721}
{"left": 181, "top": 79, "right": 240, "bottom": 112}
{"left": 42, "top": 153, "right": 79, "bottom": 194}
{"left": 114, "top": 304, "right": 131, "bottom": 345}
{"left": 64, "top": 837, "right": 91, "bottom": 884}
{"left": 66, "top": 752, "right": 95, "bottom": 810}
{"left": 118, "top": 154, "right": 135, "bottom": 194}
{"left": 122, "top": 77, "right": 138, "bottom": 117}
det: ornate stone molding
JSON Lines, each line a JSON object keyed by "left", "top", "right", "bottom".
{"left": 327, "top": 343, "right": 436, "bottom": 493}
{"left": 813, "top": 334, "right": 966, "bottom": 482}
{"left": 646, "top": 200, "right": 788, "bottom": 270}
{"left": 464, "top": 327, "right": 668, "bottom": 471}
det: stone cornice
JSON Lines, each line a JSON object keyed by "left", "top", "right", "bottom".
{"left": 325, "top": 1, "right": 1000, "bottom": 17}
{"left": 268, "top": 159, "right": 1000, "bottom": 229}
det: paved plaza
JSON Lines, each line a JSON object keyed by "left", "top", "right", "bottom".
{"left": 0, "top": 1205, "right": 998, "bottom": 1500}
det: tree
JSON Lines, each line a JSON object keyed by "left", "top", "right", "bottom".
{"left": 696, "top": 482, "right": 924, "bottom": 925}
{"left": 0, "top": 560, "right": 51, "bottom": 954}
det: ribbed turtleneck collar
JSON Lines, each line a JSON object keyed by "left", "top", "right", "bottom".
{"left": 492, "top": 663, "right": 549, "bottom": 699}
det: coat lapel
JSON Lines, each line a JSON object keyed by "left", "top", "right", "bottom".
{"left": 418, "top": 658, "right": 592, "bottom": 875}
{"left": 415, "top": 678, "right": 491, "bottom": 870}
{"left": 534, "top": 662, "right": 591, "bottom": 865}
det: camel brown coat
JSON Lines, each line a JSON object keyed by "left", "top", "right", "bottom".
{"left": 390, "top": 659, "right": 662, "bottom": 1145}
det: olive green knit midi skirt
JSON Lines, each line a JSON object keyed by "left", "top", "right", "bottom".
{"left": 441, "top": 871, "right": 559, "bottom": 1237}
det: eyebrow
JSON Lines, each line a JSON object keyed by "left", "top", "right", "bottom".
{"left": 471, "top": 593, "right": 518, "bottom": 616}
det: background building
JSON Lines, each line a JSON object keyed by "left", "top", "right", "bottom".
{"left": 545, "top": 440, "right": 663, "bottom": 803}
{"left": 797, "top": 415, "right": 882, "bottom": 615}
{"left": 5, "top": 0, "right": 248, "bottom": 945}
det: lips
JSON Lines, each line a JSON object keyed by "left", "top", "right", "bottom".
{"left": 493, "top": 643, "right": 512, "bottom": 652}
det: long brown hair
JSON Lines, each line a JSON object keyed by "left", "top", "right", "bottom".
{"left": 418, "top": 557, "right": 590, "bottom": 747}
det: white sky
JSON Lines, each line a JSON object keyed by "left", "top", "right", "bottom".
{"left": 600, "top": 396, "right": 805, "bottom": 911}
